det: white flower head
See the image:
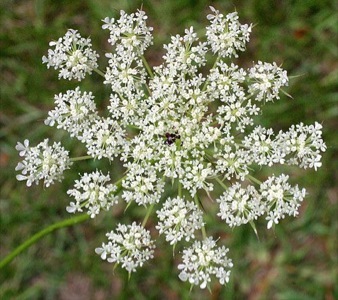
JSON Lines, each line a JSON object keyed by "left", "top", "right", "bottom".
{"left": 156, "top": 196, "right": 204, "bottom": 245}
{"left": 122, "top": 163, "right": 165, "bottom": 206}
{"left": 276, "top": 122, "right": 326, "bottom": 170}
{"left": 45, "top": 87, "right": 98, "bottom": 139}
{"left": 217, "top": 183, "right": 264, "bottom": 227}
{"left": 95, "top": 222, "right": 155, "bottom": 274}
{"left": 104, "top": 51, "right": 147, "bottom": 92}
{"left": 242, "top": 126, "right": 283, "bottom": 166}
{"left": 206, "top": 7, "right": 252, "bottom": 58}
{"left": 42, "top": 29, "right": 99, "bottom": 81}
{"left": 67, "top": 170, "right": 118, "bottom": 218}
{"left": 15, "top": 139, "right": 72, "bottom": 187}
{"left": 248, "top": 61, "right": 288, "bottom": 102}
{"left": 102, "top": 10, "right": 153, "bottom": 54}
{"left": 162, "top": 29, "right": 208, "bottom": 75}
{"left": 207, "top": 62, "right": 247, "bottom": 100}
{"left": 260, "top": 174, "right": 306, "bottom": 229}
{"left": 178, "top": 237, "right": 233, "bottom": 289}
{"left": 15, "top": 7, "right": 326, "bottom": 290}
{"left": 214, "top": 143, "right": 251, "bottom": 181}
{"left": 82, "top": 117, "right": 126, "bottom": 160}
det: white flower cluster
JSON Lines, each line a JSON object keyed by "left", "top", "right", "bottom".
{"left": 45, "top": 87, "right": 98, "bottom": 139}
{"left": 42, "top": 29, "right": 99, "bottom": 81}
{"left": 15, "top": 139, "right": 72, "bottom": 187}
{"left": 178, "top": 237, "right": 233, "bottom": 289}
{"left": 260, "top": 174, "right": 306, "bottom": 229}
{"left": 16, "top": 7, "right": 326, "bottom": 289}
{"left": 95, "top": 222, "right": 155, "bottom": 274}
{"left": 217, "top": 175, "right": 306, "bottom": 229}
{"left": 206, "top": 8, "right": 252, "bottom": 58}
{"left": 217, "top": 183, "right": 263, "bottom": 227}
{"left": 248, "top": 61, "right": 288, "bottom": 102}
{"left": 102, "top": 9, "right": 153, "bottom": 53}
{"left": 66, "top": 170, "right": 119, "bottom": 218}
{"left": 156, "top": 197, "right": 204, "bottom": 245}
{"left": 243, "top": 122, "right": 325, "bottom": 169}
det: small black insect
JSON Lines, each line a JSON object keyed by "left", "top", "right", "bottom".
{"left": 164, "top": 132, "right": 181, "bottom": 146}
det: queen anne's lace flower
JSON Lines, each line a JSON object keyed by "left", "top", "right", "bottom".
{"left": 66, "top": 170, "right": 118, "bottom": 218}
{"left": 214, "top": 144, "right": 251, "bottom": 181}
{"left": 243, "top": 126, "right": 283, "bottom": 166}
{"left": 82, "top": 117, "right": 126, "bottom": 160}
{"left": 207, "top": 62, "right": 247, "bottom": 98}
{"left": 95, "top": 222, "right": 155, "bottom": 273}
{"left": 276, "top": 122, "right": 326, "bottom": 170}
{"left": 178, "top": 237, "right": 233, "bottom": 289}
{"left": 162, "top": 30, "right": 208, "bottom": 75}
{"left": 15, "top": 139, "right": 72, "bottom": 187}
{"left": 217, "top": 183, "right": 264, "bottom": 227}
{"left": 122, "top": 162, "right": 165, "bottom": 206}
{"left": 260, "top": 174, "right": 306, "bottom": 229}
{"left": 16, "top": 7, "right": 326, "bottom": 289}
{"left": 102, "top": 9, "right": 153, "bottom": 54}
{"left": 45, "top": 87, "right": 98, "bottom": 139}
{"left": 104, "top": 51, "right": 146, "bottom": 92}
{"left": 42, "top": 29, "right": 99, "bottom": 81}
{"left": 206, "top": 7, "right": 252, "bottom": 58}
{"left": 156, "top": 197, "right": 204, "bottom": 244}
{"left": 248, "top": 61, "right": 288, "bottom": 102}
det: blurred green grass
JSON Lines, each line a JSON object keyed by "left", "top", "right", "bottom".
{"left": 1, "top": 0, "right": 337, "bottom": 299}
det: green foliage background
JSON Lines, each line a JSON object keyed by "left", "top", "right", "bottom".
{"left": 1, "top": 0, "right": 337, "bottom": 299}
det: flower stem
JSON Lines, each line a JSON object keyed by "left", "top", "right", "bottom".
{"left": 195, "top": 195, "right": 207, "bottom": 239}
{"left": 142, "top": 203, "right": 155, "bottom": 227}
{"left": 178, "top": 179, "right": 182, "bottom": 198}
{"left": 247, "top": 174, "right": 262, "bottom": 185}
{"left": 215, "top": 176, "right": 228, "bottom": 190}
{"left": 0, "top": 213, "right": 89, "bottom": 270}
{"left": 94, "top": 68, "right": 105, "bottom": 77}
{"left": 141, "top": 55, "right": 154, "bottom": 78}
{"left": 70, "top": 156, "right": 92, "bottom": 162}
{"left": 201, "top": 225, "right": 207, "bottom": 239}
{"left": 113, "top": 176, "right": 125, "bottom": 189}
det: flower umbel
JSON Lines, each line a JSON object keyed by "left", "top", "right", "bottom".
{"left": 102, "top": 9, "right": 153, "bottom": 53}
{"left": 15, "top": 139, "right": 72, "bottom": 187}
{"left": 178, "top": 237, "right": 233, "bottom": 289}
{"left": 42, "top": 29, "right": 99, "bottom": 81}
{"left": 260, "top": 174, "right": 306, "bottom": 229}
{"left": 16, "top": 7, "right": 326, "bottom": 289}
{"left": 248, "top": 61, "right": 288, "bottom": 102}
{"left": 95, "top": 222, "right": 155, "bottom": 274}
{"left": 206, "top": 7, "right": 252, "bottom": 58}
{"left": 66, "top": 170, "right": 119, "bottom": 218}
{"left": 44, "top": 87, "right": 98, "bottom": 139}
{"left": 217, "top": 183, "right": 263, "bottom": 227}
{"left": 156, "top": 196, "right": 204, "bottom": 245}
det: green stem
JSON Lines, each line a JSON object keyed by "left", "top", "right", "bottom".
{"left": 215, "top": 176, "right": 228, "bottom": 190}
{"left": 112, "top": 174, "right": 126, "bottom": 188}
{"left": 201, "top": 225, "right": 207, "bottom": 239}
{"left": 195, "top": 194, "right": 207, "bottom": 239}
{"left": 178, "top": 179, "right": 182, "bottom": 198}
{"left": 142, "top": 203, "right": 155, "bottom": 227}
{"left": 70, "top": 155, "right": 92, "bottom": 162}
{"left": 126, "top": 124, "right": 141, "bottom": 131}
{"left": 94, "top": 68, "right": 105, "bottom": 77}
{"left": 247, "top": 174, "right": 262, "bottom": 185}
{"left": 0, "top": 213, "right": 89, "bottom": 270}
{"left": 141, "top": 55, "right": 154, "bottom": 78}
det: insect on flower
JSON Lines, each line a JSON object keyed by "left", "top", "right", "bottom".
{"left": 164, "top": 132, "right": 181, "bottom": 146}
